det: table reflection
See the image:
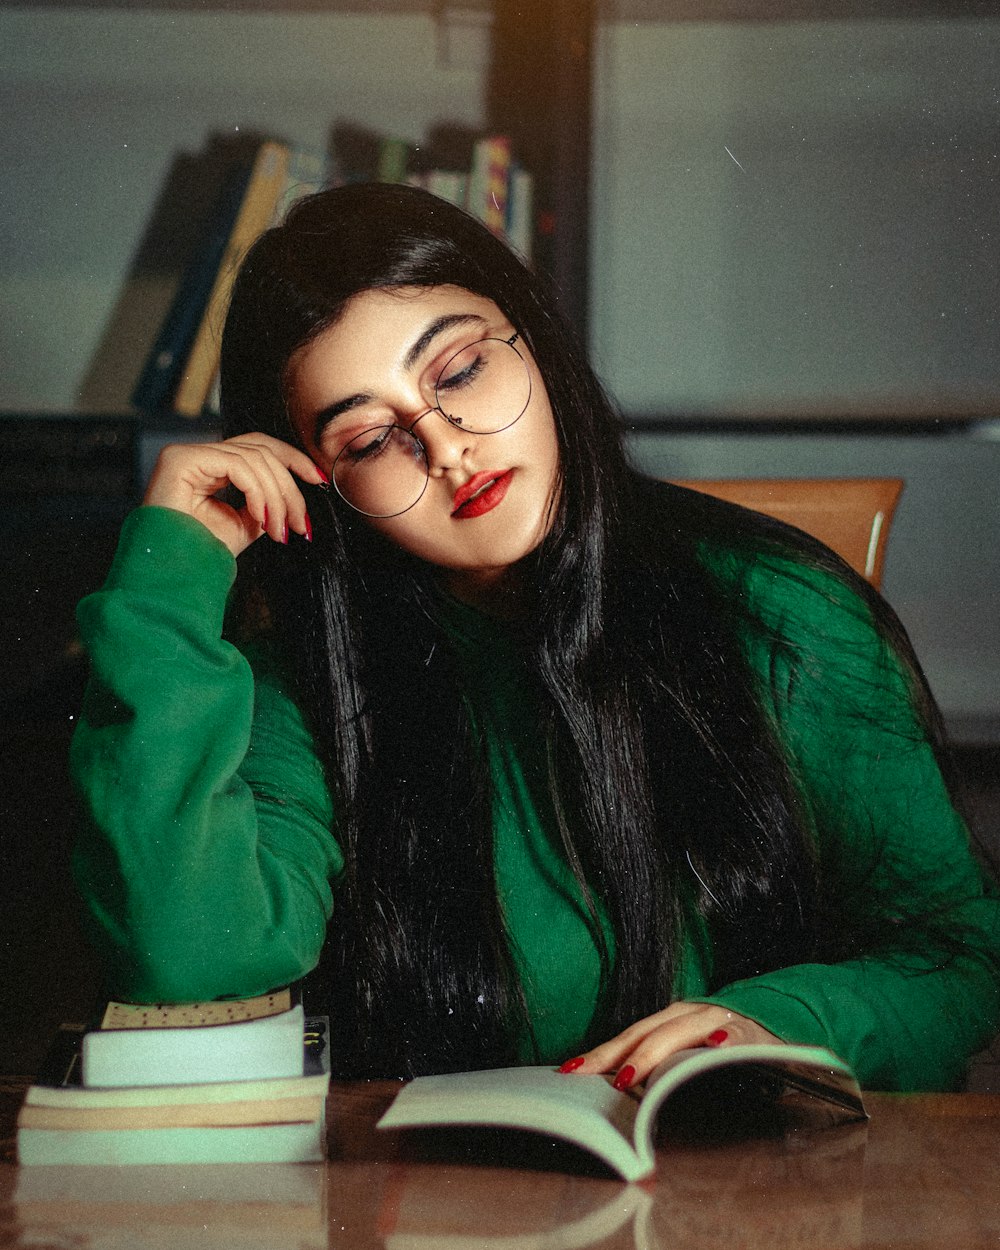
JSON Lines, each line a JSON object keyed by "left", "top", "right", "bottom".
{"left": 9, "top": 1161, "right": 328, "bottom": 1249}
{"left": 3, "top": 1087, "right": 999, "bottom": 1250}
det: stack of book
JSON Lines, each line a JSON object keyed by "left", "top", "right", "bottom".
{"left": 131, "top": 138, "right": 329, "bottom": 420}
{"left": 17, "top": 989, "right": 330, "bottom": 1166}
{"left": 346, "top": 126, "right": 533, "bottom": 261}
{"left": 406, "top": 133, "right": 534, "bottom": 263}
{"left": 130, "top": 126, "right": 533, "bottom": 421}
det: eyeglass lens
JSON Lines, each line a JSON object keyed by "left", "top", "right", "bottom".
{"left": 332, "top": 336, "right": 531, "bottom": 518}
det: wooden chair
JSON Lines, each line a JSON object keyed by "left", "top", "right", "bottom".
{"left": 673, "top": 477, "right": 904, "bottom": 589}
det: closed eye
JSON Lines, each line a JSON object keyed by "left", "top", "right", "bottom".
{"left": 340, "top": 425, "right": 396, "bottom": 464}
{"left": 437, "top": 346, "right": 488, "bottom": 396}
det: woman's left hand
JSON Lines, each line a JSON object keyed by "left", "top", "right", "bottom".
{"left": 560, "top": 1002, "right": 782, "bottom": 1090}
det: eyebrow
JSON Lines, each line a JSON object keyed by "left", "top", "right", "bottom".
{"left": 402, "top": 312, "right": 485, "bottom": 370}
{"left": 311, "top": 311, "right": 487, "bottom": 444}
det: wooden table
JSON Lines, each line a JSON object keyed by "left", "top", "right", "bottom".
{"left": 2, "top": 1077, "right": 999, "bottom": 1248}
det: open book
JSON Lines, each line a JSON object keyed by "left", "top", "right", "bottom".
{"left": 377, "top": 1043, "right": 865, "bottom": 1181}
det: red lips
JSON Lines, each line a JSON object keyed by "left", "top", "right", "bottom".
{"left": 451, "top": 469, "right": 513, "bottom": 519}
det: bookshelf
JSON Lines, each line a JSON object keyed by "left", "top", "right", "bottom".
{"left": 10, "top": 0, "right": 991, "bottom": 418}
{"left": 0, "top": 2, "right": 492, "bottom": 416}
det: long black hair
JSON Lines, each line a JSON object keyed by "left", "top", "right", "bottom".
{"left": 220, "top": 182, "right": 961, "bottom": 1077}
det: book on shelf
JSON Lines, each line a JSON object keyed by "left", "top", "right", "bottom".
{"left": 377, "top": 1043, "right": 866, "bottom": 1182}
{"left": 330, "top": 122, "right": 533, "bottom": 259}
{"left": 129, "top": 151, "right": 257, "bottom": 415}
{"left": 506, "top": 163, "right": 534, "bottom": 263}
{"left": 173, "top": 138, "right": 291, "bottom": 418}
{"left": 200, "top": 144, "right": 330, "bottom": 417}
{"left": 274, "top": 146, "right": 329, "bottom": 221}
{"left": 377, "top": 135, "right": 414, "bottom": 185}
{"left": 17, "top": 1006, "right": 330, "bottom": 1166}
{"left": 466, "top": 134, "right": 512, "bottom": 238}
{"left": 420, "top": 169, "right": 468, "bottom": 209}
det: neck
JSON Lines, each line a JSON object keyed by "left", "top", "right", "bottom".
{"left": 440, "top": 564, "right": 530, "bottom": 621}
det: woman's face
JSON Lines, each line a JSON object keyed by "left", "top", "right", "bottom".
{"left": 286, "top": 285, "right": 561, "bottom": 605}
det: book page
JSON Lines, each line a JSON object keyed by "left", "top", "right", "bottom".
{"left": 378, "top": 1066, "right": 646, "bottom": 1180}
{"left": 99, "top": 990, "right": 292, "bottom": 1030}
{"left": 633, "top": 1043, "right": 865, "bottom": 1173}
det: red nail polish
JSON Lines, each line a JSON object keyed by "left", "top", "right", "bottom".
{"left": 315, "top": 466, "right": 331, "bottom": 486}
{"left": 558, "top": 1056, "right": 585, "bottom": 1074}
{"left": 263, "top": 506, "right": 269, "bottom": 531}
{"left": 304, "top": 512, "right": 313, "bottom": 542}
{"left": 281, "top": 520, "right": 289, "bottom": 545}
{"left": 705, "top": 1029, "right": 728, "bottom": 1047}
{"left": 612, "top": 1064, "right": 636, "bottom": 1091}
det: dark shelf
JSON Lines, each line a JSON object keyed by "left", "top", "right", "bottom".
{"left": 608, "top": 0, "right": 997, "bottom": 18}
{"left": 622, "top": 414, "right": 990, "bottom": 436}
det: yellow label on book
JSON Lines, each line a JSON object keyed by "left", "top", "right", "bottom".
{"left": 99, "top": 990, "right": 292, "bottom": 1030}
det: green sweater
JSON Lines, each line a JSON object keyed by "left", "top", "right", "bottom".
{"left": 71, "top": 506, "right": 1000, "bottom": 1090}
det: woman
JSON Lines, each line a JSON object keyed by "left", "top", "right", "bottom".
{"left": 71, "top": 183, "right": 999, "bottom": 1090}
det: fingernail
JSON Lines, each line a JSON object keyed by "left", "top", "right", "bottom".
{"left": 705, "top": 1029, "right": 728, "bottom": 1047}
{"left": 281, "top": 520, "right": 289, "bottom": 545}
{"left": 304, "top": 512, "right": 313, "bottom": 543}
{"left": 263, "top": 506, "right": 269, "bottom": 531}
{"left": 558, "top": 1056, "right": 585, "bottom": 1074}
{"left": 612, "top": 1064, "right": 636, "bottom": 1091}
{"left": 315, "top": 465, "right": 331, "bottom": 486}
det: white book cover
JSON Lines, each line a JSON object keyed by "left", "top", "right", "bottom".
{"left": 81, "top": 1004, "right": 306, "bottom": 1089}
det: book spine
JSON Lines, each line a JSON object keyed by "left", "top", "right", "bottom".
{"left": 172, "top": 140, "right": 291, "bottom": 418}
{"left": 18, "top": 1093, "right": 323, "bottom": 1131}
{"left": 376, "top": 136, "right": 412, "bottom": 184}
{"left": 201, "top": 146, "right": 330, "bottom": 418}
{"left": 424, "top": 169, "right": 468, "bottom": 208}
{"left": 506, "top": 164, "right": 535, "bottom": 263}
{"left": 271, "top": 146, "right": 329, "bottom": 226}
{"left": 467, "top": 136, "right": 512, "bottom": 238}
{"left": 130, "top": 159, "right": 254, "bottom": 414}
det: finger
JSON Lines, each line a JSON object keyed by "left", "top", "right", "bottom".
{"left": 562, "top": 1003, "right": 743, "bottom": 1088}
{"left": 564, "top": 1002, "right": 708, "bottom": 1076}
{"left": 223, "top": 444, "right": 295, "bottom": 541}
{"left": 228, "top": 433, "right": 329, "bottom": 492}
{"left": 210, "top": 442, "right": 306, "bottom": 543}
{"left": 612, "top": 1012, "right": 738, "bottom": 1086}
{"left": 613, "top": 1011, "right": 781, "bottom": 1088}
{"left": 225, "top": 438, "right": 323, "bottom": 541}
{"left": 141, "top": 440, "right": 302, "bottom": 556}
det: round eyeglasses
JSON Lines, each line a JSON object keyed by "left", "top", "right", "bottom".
{"left": 330, "top": 333, "right": 532, "bottom": 518}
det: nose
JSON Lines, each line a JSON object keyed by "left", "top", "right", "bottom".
{"left": 408, "top": 408, "right": 475, "bottom": 475}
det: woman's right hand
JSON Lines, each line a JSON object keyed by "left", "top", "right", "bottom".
{"left": 143, "top": 433, "right": 329, "bottom": 557}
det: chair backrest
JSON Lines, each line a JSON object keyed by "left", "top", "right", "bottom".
{"left": 672, "top": 477, "right": 904, "bottom": 589}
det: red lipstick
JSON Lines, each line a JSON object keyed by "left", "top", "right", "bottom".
{"left": 451, "top": 469, "right": 513, "bottom": 519}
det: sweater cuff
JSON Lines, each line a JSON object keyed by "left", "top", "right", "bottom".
{"left": 102, "top": 506, "right": 237, "bottom": 630}
{"left": 691, "top": 983, "right": 835, "bottom": 1052}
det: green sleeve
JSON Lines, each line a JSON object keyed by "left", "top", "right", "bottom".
{"left": 695, "top": 552, "right": 1000, "bottom": 1090}
{"left": 70, "top": 506, "right": 343, "bottom": 1003}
